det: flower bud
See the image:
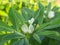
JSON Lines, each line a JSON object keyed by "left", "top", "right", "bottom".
{"left": 48, "top": 11, "right": 55, "bottom": 19}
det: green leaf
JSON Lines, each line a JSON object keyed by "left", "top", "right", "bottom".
{"left": 0, "top": 32, "right": 24, "bottom": 45}
{"left": 49, "top": 39, "right": 60, "bottom": 45}
{"left": 37, "top": 31, "right": 60, "bottom": 40}
{"left": 21, "top": 7, "right": 34, "bottom": 21}
{"left": 55, "top": 12, "right": 60, "bottom": 18}
{"left": 34, "top": 2, "right": 44, "bottom": 24}
{"left": 37, "top": 18, "right": 60, "bottom": 30}
{"left": 19, "top": 39, "right": 24, "bottom": 45}
{"left": 47, "top": 3, "right": 51, "bottom": 12}
{"left": 52, "top": 6, "right": 59, "bottom": 12}
{"left": 8, "top": 7, "right": 20, "bottom": 30}
{"left": 38, "top": 7, "right": 44, "bottom": 24}
{"left": 21, "top": 8, "right": 29, "bottom": 21}
{"left": 36, "top": 23, "right": 49, "bottom": 32}
{"left": 10, "top": 39, "right": 24, "bottom": 45}
{"left": 0, "top": 39, "right": 8, "bottom": 45}
{"left": 0, "top": 21, "right": 14, "bottom": 32}
{"left": 44, "top": 18, "right": 60, "bottom": 29}
{"left": 34, "top": 2, "right": 43, "bottom": 19}
{"left": 0, "top": 33, "right": 24, "bottom": 40}
{"left": 29, "top": 36, "right": 40, "bottom": 45}
{"left": 46, "top": 3, "right": 51, "bottom": 17}
{"left": 33, "top": 33, "right": 41, "bottom": 43}
{"left": 24, "top": 38, "right": 29, "bottom": 45}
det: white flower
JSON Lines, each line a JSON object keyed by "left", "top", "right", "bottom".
{"left": 21, "top": 24, "right": 28, "bottom": 33}
{"left": 48, "top": 11, "right": 55, "bottom": 19}
{"left": 28, "top": 24, "right": 34, "bottom": 33}
{"left": 21, "top": 24, "right": 34, "bottom": 34}
{"left": 21, "top": 18, "right": 35, "bottom": 34}
{"left": 28, "top": 18, "right": 34, "bottom": 24}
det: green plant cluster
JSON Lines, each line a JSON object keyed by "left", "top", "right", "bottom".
{"left": 0, "top": 0, "right": 60, "bottom": 45}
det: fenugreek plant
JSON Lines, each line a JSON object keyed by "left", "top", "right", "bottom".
{"left": 0, "top": 2, "right": 60, "bottom": 45}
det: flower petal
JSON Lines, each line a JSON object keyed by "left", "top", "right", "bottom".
{"left": 28, "top": 24, "right": 34, "bottom": 33}
{"left": 21, "top": 24, "right": 28, "bottom": 33}
{"left": 28, "top": 18, "right": 34, "bottom": 24}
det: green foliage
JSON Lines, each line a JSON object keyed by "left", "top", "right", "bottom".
{"left": 0, "top": 0, "right": 60, "bottom": 45}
